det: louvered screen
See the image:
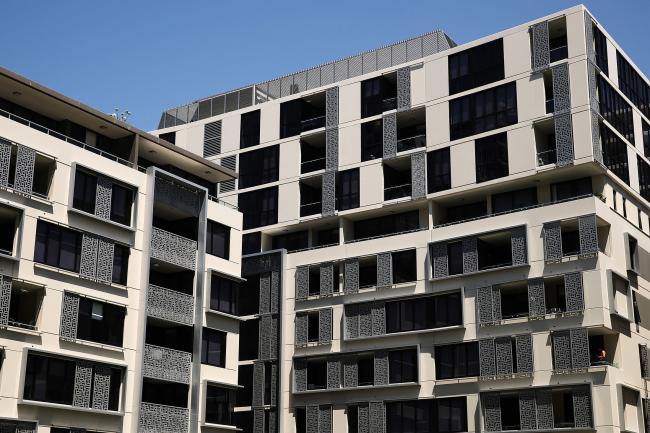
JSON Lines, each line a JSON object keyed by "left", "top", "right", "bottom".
{"left": 219, "top": 155, "right": 237, "bottom": 194}
{"left": 203, "top": 120, "right": 222, "bottom": 157}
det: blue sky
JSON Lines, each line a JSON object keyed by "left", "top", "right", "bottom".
{"left": 2, "top": 0, "right": 648, "bottom": 131}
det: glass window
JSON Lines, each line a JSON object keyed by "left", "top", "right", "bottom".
{"left": 307, "top": 360, "right": 327, "bottom": 390}
{"left": 76, "top": 297, "right": 125, "bottom": 347}
{"left": 347, "top": 405, "right": 359, "bottom": 433}
{"left": 23, "top": 353, "right": 76, "bottom": 405}
{"left": 638, "top": 156, "right": 650, "bottom": 202}
{"left": 240, "top": 110, "right": 261, "bottom": 148}
{"left": 643, "top": 120, "right": 650, "bottom": 158}
{"left": 242, "top": 232, "right": 261, "bottom": 256}
{"left": 206, "top": 385, "right": 233, "bottom": 425}
{"left": 435, "top": 342, "right": 479, "bottom": 379}
{"left": 202, "top": 327, "right": 226, "bottom": 367}
{"left": 361, "top": 75, "right": 396, "bottom": 118}
{"left": 110, "top": 183, "right": 133, "bottom": 226}
{"left": 491, "top": 187, "right": 537, "bottom": 213}
{"left": 272, "top": 230, "right": 309, "bottom": 253}
{"left": 598, "top": 75, "right": 635, "bottom": 143}
{"left": 601, "top": 123, "right": 630, "bottom": 185}
{"left": 616, "top": 51, "right": 650, "bottom": 119}
{"left": 207, "top": 220, "right": 230, "bottom": 259}
{"left": 210, "top": 275, "right": 238, "bottom": 315}
{"left": 449, "top": 39, "right": 505, "bottom": 95}
{"left": 73, "top": 170, "right": 97, "bottom": 214}
{"left": 550, "top": 177, "right": 592, "bottom": 202}
{"left": 593, "top": 25, "right": 609, "bottom": 76}
{"left": 386, "top": 293, "right": 461, "bottom": 333}
{"left": 386, "top": 398, "right": 467, "bottom": 433}
{"left": 392, "top": 249, "right": 416, "bottom": 283}
{"left": 112, "top": 245, "right": 129, "bottom": 285}
{"left": 296, "top": 407, "right": 307, "bottom": 433}
{"left": 337, "top": 168, "right": 360, "bottom": 211}
{"left": 361, "top": 120, "right": 383, "bottom": 161}
{"left": 475, "top": 132, "right": 509, "bottom": 183}
{"left": 357, "top": 356, "right": 374, "bottom": 386}
{"left": 34, "top": 221, "right": 82, "bottom": 273}
{"left": 239, "top": 186, "right": 278, "bottom": 229}
{"left": 388, "top": 348, "right": 417, "bottom": 383}
{"left": 427, "top": 147, "right": 451, "bottom": 193}
{"left": 447, "top": 241, "right": 463, "bottom": 276}
{"left": 353, "top": 210, "right": 419, "bottom": 240}
{"left": 238, "top": 145, "right": 279, "bottom": 189}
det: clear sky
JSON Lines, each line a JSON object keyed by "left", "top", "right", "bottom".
{"left": 2, "top": 0, "right": 648, "bottom": 131}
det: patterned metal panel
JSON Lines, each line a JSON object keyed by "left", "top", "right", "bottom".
{"left": 392, "top": 42, "right": 407, "bottom": 65}
{"left": 536, "top": 390, "right": 554, "bottom": 429}
{"left": 573, "top": 386, "right": 593, "bottom": 428}
{"left": 150, "top": 227, "right": 197, "bottom": 270}
{"left": 431, "top": 242, "right": 449, "bottom": 278}
{"left": 0, "top": 275, "right": 11, "bottom": 326}
{"left": 477, "top": 286, "right": 495, "bottom": 324}
{"left": 516, "top": 334, "right": 534, "bottom": 374}
{"left": 325, "top": 127, "right": 339, "bottom": 172}
{"left": 543, "top": 221, "right": 563, "bottom": 262}
{"left": 293, "top": 71, "right": 307, "bottom": 94}
{"left": 588, "top": 63, "right": 600, "bottom": 113}
{"left": 552, "top": 330, "right": 572, "bottom": 370}
{"left": 295, "top": 266, "right": 309, "bottom": 301}
{"left": 519, "top": 390, "right": 537, "bottom": 430}
{"left": 294, "top": 360, "right": 307, "bottom": 392}
{"left": 295, "top": 313, "right": 308, "bottom": 346}
{"left": 325, "top": 87, "right": 339, "bottom": 129}
{"left": 462, "top": 237, "right": 478, "bottom": 274}
{"left": 252, "top": 361, "right": 264, "bottom": 406}
{"left": 377, "top": 46, "right": 392, "bottom": 69}
{"left": 270, "top": 363, "right": 278, "bottom": 406}
{"left": 345, "top": 304, "right": 359, "bottom": 339}
{"left": 59, "top": 291, "right": 80, "bottom": 339}
{"left": 373, "top": 351, "right": 389, "bottom": 385}
{"left": 91, "top": 366, "right": 112, "bottom": 410}
{"left": 396, "top": 67, "right": 411, "bottom": 111}
{"left": 552, "top": 63, "right": 572, "bottom": 114}
{"left": 318, "top": 405, "right": 332, "bottom": 433}
{"left": 0, "top": 139, "right": 11, "bottom": 187}
{"left": 564, "top": 272, "right": 585, "bottom": 313}
{"left": 376, "top": 252, "right": 393, "bottom": 289}
{"left": 369, "top": 401, "right": 385, "bottom": 433}
{"left": 270, "top": 270, "right": 280, "bottom": 314}
{"left": 570, "top": 328, "right": 590, "bottom": 369}
{"left": 307, "top": 68, "right": 320, "bottom": 90}
{"left": 319, "top": 308, "right": 333, "bottom": 344}
{"left": 95, "top": 239, "right": 114, "bottom": 284}
{"left": 72, "top": 361, "right": 93, "bottom": 408}
{"left": 382, "top": 113, "right": 397, "bottom": 159}
{"left": 348, "top": 55, "right": 363, "bottom": 78}
{"left": 344, "top": 259, "right": 359, "bottom": 294}
{"left": 531, "top": 21, "right": 550, "bottom": 72}
{"left": 359, "top": 303, "right": 373, "bottom": 337}
{"left": 79, "top": 234, "right": 99, "bottom": 280}
{"left": 585, "top": 12, "right": 596, "bottom": 63}
{"left": 334, "top": 60, "right": 348, "bottom": 82}
{"left": 510, "top": 226, "right": 528, "bottom": 266}
{"left": 358, "top": 403, "right": 369, "bottom": 433}
{"left": 146, "top": 284, "right": 194, "bottom": 325}
{"left": 154, "top": 176, "right": 200, "bottom": 216}
{"left": 253, "top": 407, "right": 265, "bottom": 433}
{"left": 343, "top": 358, "right": 358, "bottom": 387}
{"left": 495, "top": 337, "right": 514, "bottom": 375}
{"left": 139, "top": 403, "right": 189, "bottom": 433}
{"left": 644, "top": 399, "right": 650, "bottom": 433}
{"left": 305, "top": 405, "right": 318, "bottom": 433}
{"left": 555, "top": 113, "right": 575, "bottom": 166}
{"left": 321, "top": 171, "right": 336, "bottom": 217}
{"left": 640, "top": 345, "right": 649, "bottom": 378}
{"left": 14, "top": 145, "right": 35, "bottom": 194}
{"left": 372, "top": 302, "right": 386, "bottom": 336}
{"left": 479, "top": 338, "right": 496, "bottom": 376}
{"left": 527, "top": 278, "right": 546, "bottom": 317}
{"left": 589, "top": 111, "right": 601, "bottom": 165}
{"left": 259, "top": 273, "right": 271, "bottom": 315}
{"left": 363, "top": 51, "right": 377, "bottom": 74}
{"left": 143, "top": 344, "right": 192, "bottom": 384}
{"left": 326, "top": 360, "right": 340, "bottom": 389}
{"left": 407, "top": 39, "right": 421, "bottom": 61}
{"left": 319, "top": 262, "right": 334, "bottom": 296}
{"left": 411, "top": 151, "right": 426, "bottom": 199}
{"left": 94, "top": 176, "right": 113, "bottom": 220}
{"left": 482, "top": 393, "right": 502, "bottom": 432}
{"left": 492, "top": 287, "right": 502, "bottom": 321}
{"left": 578, "top": 214, "right": 598, "bottom": 257}
{"left": 260, "top": 315, "right": 273, "bottom": 361}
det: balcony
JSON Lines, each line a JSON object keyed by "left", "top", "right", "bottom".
{"left": 301, "top": 115, "right": 326, "bottom": 132}
{"left": 534, "top": 118, "right": 557, "bottom": 166}
{"left": 150, "top": 227, "right": 197, "bottom": 270}
{"left": 0, "top": 139, "right": 55, "bottom": 200}
{"left": 361, "top": 73, "right": 397, "bottom": 118}
{"left": 383, "top": 156, "right": 412, "bottom": 201}
{"left": 0, "top": 204, "right": 21, "bottom": 258}
{"left": 143, "top": 344, "right": 192, "bottom": 384}
{"left": 548, "top": 17, "right": 568, "bottom": 63}
{"left": 300, "top": 131, "right": 326, "bottom": 174}
{"left": 146, "top": 284, "right": 194, "bottom": 325}
{"left": 395, "top": 107, "right": 426, "bottom": 153}
{"left": 299, "top": 176, "right": 323, "bottom": 217}
{"left": 280, "top": 91, "right": 327, "bottom": 138}
{"left": 139, "top": 402, "right": 189, "bottom": 433}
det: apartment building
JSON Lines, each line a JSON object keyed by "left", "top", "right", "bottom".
{"left": 153, "top": 4, "right": 650, "bottom": 433}
{"left": 0, "top": 67, "right": 244, "bottom": 432}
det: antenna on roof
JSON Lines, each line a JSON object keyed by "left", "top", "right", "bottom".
{"left": 110, "top": 108, "right": 133, "bottom": 122}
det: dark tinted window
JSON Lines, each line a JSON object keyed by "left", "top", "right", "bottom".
{"left": 238, "top": 145, "right": 279, "bottom": 189}
{"left": 206, "top": 385, "right": 233, "bottom": 425}
{"left": 207, "top": 220, "right": 230, "bottom": 259}
{"left": 361, "top": 76, "right": 396, "bottom": 118}
{"left": 23, "top": 354, "right": 76, "bottom": 405}
{"left": 73, "top": 170, "right": 97, "bottom": 214}
{"left": 601, "top": 123, "right": 630, "bottom": 184}
{"left": 638, "top": 157, "right": 650, "bottom": 202}
{"left": 427, "top": 147, "right": 451, "bottom": 193}
{"left": 392, "top": 249, "right": 416, "bottom": 283}
{"left": 446, "top": 201, "right": 487, "bottom": 223}
{"left": 644, "top": 120, "right": 650, "bottom": 158}
{"left": 551, "top": 177, "right": 592, "bottom": 202}
{"left": 112, "top": 245, "right": 129, "bottom": 285}
{"left": 449, "top": 82, "right": 517, "bottom": 140}
{"left": 353, "top": 210, "right": 419, "bottom": 240}
{"left": 239, "top": 187, "right": 278, "bottom": 229}
{"left": 475, "top": 132, "right": 509, "bottom": 183}
{"left": 272, "top": 230, "right": 309, "bottom": 252}
{"left": 240, "top": 110, "right": 261, "bottom": 148}
{"left": 491, "top": 187, "right": 537, "bottom": 213}
{"left": 236, "top": 364, "right": 253, "bottom": 406}
{"left": 110, "top": 183, "right": 133, "bottom": 225}
{"left": 242, "top": 232, "right": 261, "bottom": 256}
{"left": 202, "top": 327, "right": 226, "bottom": 367}
{"left": 449, "top": 39, "right": 504, "bottom": 95}
{"left": 159, "top": 131, "right": 176, "bottom": 144}
{"left": 617, "top": 51, "right": 650, "bottom": 119}
{"left": 296, "top": 407, "right": 306, "bottom": 433}
{"left": 598, "top": 76, "right": 635, "bottom": 143}
{"left": 307, "top": 360, "right": 327, "bottom": 390}
{"left": 76, "top": 297, "right": 125, "bottom": 346}
{"left": 593, "top": 26, "right": 609, "bottom": 76}
{"left": 361, "top": 120, "right": 383, "bottom": 161}
{"left": 386, "top": 397, "right": 467, "bottom": 433}
{"left": 447, "top": 241, "right": 463, "bottom": 275}
{"left": 388, "top": 348, "right": 417, "bottom": 383}
{"left": 386, "top": 292, "right": 462, "bottom": 333}
{"left": 238, "top": 319, "right": 259, "bottom": 360}
{"left": 210, "top": 275, "right": 238, "bottom": 315}
{"left": 347, "top": 405, "right": 359, "bottom": 433}
{"left": 337, "top": 168, "right": 360, "bottom": 211}
{"left": 34, "top": 221, "right": 82, "bottom": 273}
{"left": 435, "top": 342, "right": 479, "bottom": 379}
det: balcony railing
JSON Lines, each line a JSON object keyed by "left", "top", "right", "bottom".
{"left": 549, "top": 45, "right": 568, "bottom": 63}
{"left": 150, "top": 227, "right": 197, "bottom": 270}
{"left": 143, "top": 344, "right": 192, "bottom": 384}
{"left": 139, "top": 402, "right": 189, "bottom": 433}
{"left": 537, "top": 149, "right": 557, "bottom": 166}
{"left": 384, "top": 183, "right": 412, "bottom": 201}
{"left": 146, "top": 284, "right": 194, "bottom": 325}
{"left": 301, "top": 157, "right": 326, "bottom": 174}
{"left": 382, "top": 97, "right": 397, "bottom": 112}
{"left": 396, "top": 134, "right": 426, "bottom": 153}
{"left": 300, "top": 201, "right": 322, "bottom": 217}
{"left": 301, "top": 115, "right": 326, "bottom": 132}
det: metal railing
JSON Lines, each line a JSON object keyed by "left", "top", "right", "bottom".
{"left": 300, "top": 157, "right": 326, "bottom": 174}
{"left": 549, "top": 45, "right": 568, "bottom": 63}
{"left": 537, "top": 148, "right": 557, "bottom": 166}
{"left": 146, "top": 284, "right": 194, "bottom": 325}
{"left": 300, "top": 115, "right": 326, "bottom": 132}
{"left": 384, "top": 183, "right": 412, "bottom": 200}
{"left": 0, "top": 107, "right": 135, "bottom": 168}
{"left": 143, "top": 344, "right": 192, "bottom": 384}
{"left": 382, "top": 97, "right": 397, "bottom": 112}
{"left": 300, "top": 201, "right": 322, "bottom": 217}
{"left": 396, "top": 134, "right": 426, "bottom": 153}
{"left": 150, "top": 227, "right": 197, "bottom": 270}
{"left": 208, "top": 194, "right": 238, "bottom": 210}
{"left": 139, "top": 402, "right": 189, "bottom": 433}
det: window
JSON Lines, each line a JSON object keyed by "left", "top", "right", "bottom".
{"left": 206, "top": 220, "right": 230, "bottom": 259}
{"left": 361, "top": 75, "right": 397, "bottom": 118}
{"left": 110, "top": 184, "right": 133, "bottom": 225}
{"left": 357, "top": 356, "right": 374, "bottom": 386}
{"left": 435, "top": 342, "right": 479, "bottom": 379}
{"left": 643, "top": 120, "right": 650, "bottom": 158}
{"left": 306, "top": 360, "right": 327, "bottom": 390}
{"left": 76, "top": 297, "right": 125, "bottom": 346}
{"left": 386, "top": 397, "right": 467, "bottom": 433}
{"left": 240, "top": 110, "right": 261, "bottom": 149}
{"left": 475, "top": 132, "right": 509, "bottom": 183}
{"left": 427, "top": 147, "right": 451, "bottom": 193}
{"left": 598, "top": 76, "right": 635, "bottom": 143}
{"left": 272, "top": 230, "right": 309, "bottom": 252}
{"left": 445, "top": 201, "right": 487, "bottom": 223}
{"left": 236, "top": 364, "right": 253, "bottom": 406}
{"left": 315, "top": 227, "right": 339, "bottom": 247}
{"left": 206, "top": 385, "right": 234, "bottom": 425}
{"left": 638, "top": 156, "right": 650, "bottom": 202}
{"left": 353, "top": 210, "right": 419, "bottom": 240}
{"left": 449, "top": 39, "right": 504, "bottom": 95}
{"left": 601, "top": 124, "right": 630, "bottom": 184}
{"left": 307, "top": 312, "right": 319, "bottom": 342}
{"left": 386, "top": 293, "right": 462, "bottom": 333}
{"left": 361, "top": 120, "right": 383, "bottom": 161}
{"left": 238, "top": 319, "right": 259, "bottom": 360}
{"left": 280, "top": 94, "right": 326, "bottom": 138}
{"left": 347, "top": 405, "right": 359, "bottom": 433}
{"left": 491, "top": 187, "right": 537, "bottom": 213}
{"left": 593, "top": 25, "right": 609, "bottom": 76}
{"left": 449, "top": 82, "right": 517, "bottom": 140}
{"left": 388, "top": 348, "right": 417, "bottom": 383}
{"left": 238, "top": 145, "right": 279, "bottom": 189}
{"left": 73, "top": 170, "right": 97, "bottom": 214}
{"left": 616, "top": 51, "right": 650, "bottom": 119}
{"left": 296, "top": 407, "right": 307, "bottom": 433}
{"left": 551, "top": 177, "right": 592, "bottom": 202}
{"left": 112, "top": 245, "right": 129, "bottom": 285}
{"left": 158, "top": 131, "right": 176, "bottom": 144}
{"left": 448, "top": 241, "right": 463, "bottom": 275}
{"left": 392, "top": 249, "right": 416, "bottom": 283}
{"left": 337, "top": 168, "right": 360, "bottom": 211}
{"left": 34, "top": 221, "right": 82, "bottom": 273}
{"left": 500, "top": 394, "right": 521, "bottom": 430}
{"left": 239, "top": 186, "right": 278, "bottom": 229}
{"left": 242, "top": 232, "right": 261, "bottom": 256}
{"left": 210, "top": 275, "right": 238, "bottom": 315}
{"left": 202, "top": 327, "right": 226, "bottom": 367}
